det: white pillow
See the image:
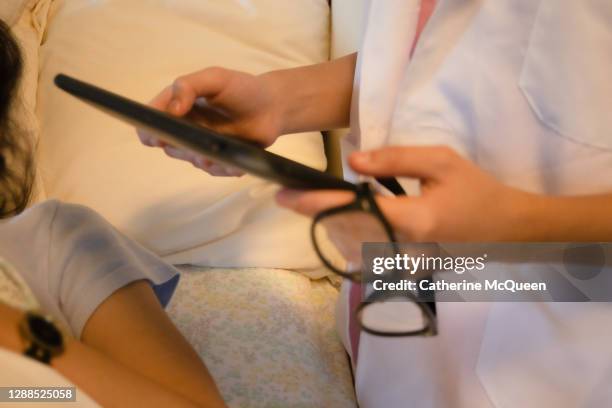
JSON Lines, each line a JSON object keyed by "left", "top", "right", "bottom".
{"left": 37, "top": 1, "right": 330, "bottom": 270}
{"left": 327, "top": 0, "right": 367, "bottom": 176}
{"left": 331, "top": 0, "right": 366, "bottom": 59}
{"left": 0, "top": 0, "right": 30, "bottom": 26}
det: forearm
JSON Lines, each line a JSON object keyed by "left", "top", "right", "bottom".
{"left": 513, "top": 192, "right": 612, "bottom": 241}
{"left": 0, "top": 305, "right": 199, "bottom": 408}
{"left": 81, "top": 281, "right": 225, "bottom": 408}
{"left": 54, "top": 341, "right": 201, "bottom": 408}
{"left": 262, "top": 53, "right": 357, "bottom": 135}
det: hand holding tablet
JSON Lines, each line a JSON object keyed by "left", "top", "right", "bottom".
{"left": 54, "top": 74, "right": 355, "bottom": 191}
{"left": 138, "top": 68, "right": 284, "bottom": 176}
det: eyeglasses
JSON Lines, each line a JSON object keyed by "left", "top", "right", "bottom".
{"left": 311, "top": 181, "right": 438, "bottom": 337}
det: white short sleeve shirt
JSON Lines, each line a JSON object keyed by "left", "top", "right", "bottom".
{"left": 0, "top": 200, "right": 179, "bottom": 337}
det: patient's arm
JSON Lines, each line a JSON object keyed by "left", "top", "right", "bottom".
{"left": 0, "top": 281, "right": 226, "bottom": 408}
{"left": 81, "top": 280, "right": 225, "bottom": 407}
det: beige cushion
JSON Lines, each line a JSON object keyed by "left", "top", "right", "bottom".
{"left": 326, "top": 0, "right": 367, "bottom": 176}
{"left": 37, "top": 0, "right": 331, "bottom": 270}
{"left": 0, "top": 0, "right": 30, "bottom": 26}
{"left": 331, "top": 0, "right": 367, "bottom": 58}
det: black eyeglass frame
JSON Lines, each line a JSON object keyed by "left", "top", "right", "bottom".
{"left": 357, "top": 285, "right": 438, "bottom": 337}
{"left": 310, "top": 182, "right": 398, "bottom": 282}
{"left": 309, "top": 181, "right": 438, "bottom": 337}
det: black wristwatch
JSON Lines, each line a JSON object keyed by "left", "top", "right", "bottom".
{"left": 18, "top": 312, "right": 65, "bottom": 365}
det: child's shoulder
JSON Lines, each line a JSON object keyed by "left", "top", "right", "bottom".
{"left": 43, "top": 200, "right": 116, "bottom": 243}
{"left": 3, "top": 199, "right": 113, "bottom": 241}
{"left": 48, "top": 200, "right": 107, "bottom": 225}
{"left": 0, "top": 199, "right": 60, "bottom": 237}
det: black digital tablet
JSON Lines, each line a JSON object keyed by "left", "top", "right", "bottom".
{"left": 54, "top": 74, "right": 356, "bottom": 191}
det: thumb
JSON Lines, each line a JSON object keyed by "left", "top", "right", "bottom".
{"left": 169, "top": 67, "right": 231, "bottom": 115}
{"left": 349, "top": 146, "right": 458, "bottom": 181}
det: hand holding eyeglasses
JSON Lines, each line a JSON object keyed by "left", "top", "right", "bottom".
{"left": 277, "top": 145, "right": 538, "bottom": 337}
{"left": 276, "top": 145, "right": 536, "bottom": 243}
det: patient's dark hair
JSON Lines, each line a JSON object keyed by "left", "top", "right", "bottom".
{"left": 0, "top": 19, "right": 34, "bottom": 218}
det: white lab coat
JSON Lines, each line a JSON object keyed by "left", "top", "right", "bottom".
{"left": 338, "top": 1, "right": 612, "bottom": 407}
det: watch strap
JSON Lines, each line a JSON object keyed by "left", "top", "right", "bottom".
{"left": 24, "top": 343, "right": 52, "bottom": 365}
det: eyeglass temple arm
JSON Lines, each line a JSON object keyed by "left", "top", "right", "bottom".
{"left": 375, "top": 177, "right": 406, "bottom": 196}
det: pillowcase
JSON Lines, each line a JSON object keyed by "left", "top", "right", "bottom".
{"left": 0, "top": 1, "right": 30, "bottom": 26}
{"left": 36, "top": 0, "right": 330, "bottom": 270}
{"left": 327, "top": 0, "right": 367, "bottom": 176}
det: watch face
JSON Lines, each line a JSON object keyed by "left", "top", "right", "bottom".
{"left": 28, "top": 315, "right": 63, "bottom": 349}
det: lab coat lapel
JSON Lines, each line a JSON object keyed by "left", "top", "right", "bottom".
{"left": 356, "top": 0, "right": 421, "bottom": 151}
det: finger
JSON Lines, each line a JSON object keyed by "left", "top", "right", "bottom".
{"left": 192, "top": 156, "right": 213, "bottom": 169}
{"left": 137, "top": 87, "right": 174, "bottom": 147}
{"left": 183, "top": 103, "right": 235, "bottom": 132}
{"left": 375, "top": 196, "right": 430, "bottom": 242}
{"left": 277, "top": 187, "right": 431, "bottom": 240}
{"left": 205, "top": 163, "right": 226, "bottom": 176}
{"left": 191, "top": 156, "right": 244, "bottom": 177}
{"left": 205, "top": 163, "right": 237, "bottom": 177}
{"left": 349, "top": 145, "right": 460, "bottom": 181}
{"left": 163, "top": 145, "right": 196, "bottom": 163}
{"left": 225, "top": 166, "right": 245, "bottom": 177}
{"left": 276, "top": 189, "right": 356, "bottom": 217}
{"left": 192, "top": 157, "right": 221, "bottom": 174}
{"left": 151, "top": 126, "right": 237, "bottom": 171}
{"left": 169, "top": 67, "right": 231, "bottom": 116}
{"left": 137, "top": 128, "right": 166, "bottom": 148}
{"left": 137, "top": 129, "right": 156, "bottom": 146}
{"left": 149, "top": 86, "right": 174, "bottom": 111}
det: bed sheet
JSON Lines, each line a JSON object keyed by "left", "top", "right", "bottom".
{"left": 168, "top": 266, "right": 357, "bottom": 408}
